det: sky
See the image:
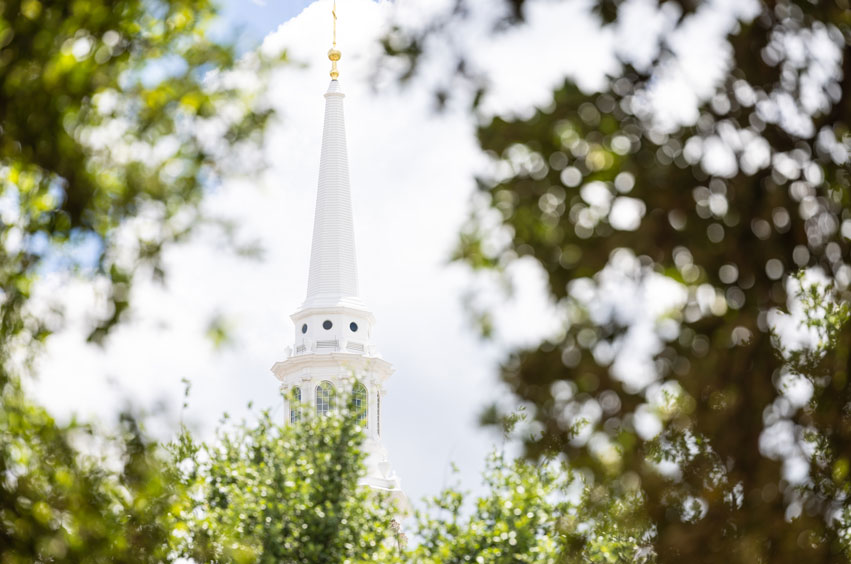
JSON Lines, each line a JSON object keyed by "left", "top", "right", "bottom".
{"left": 217, "top": 0, "right": 314, "bottom": 45}
{"left": 29, "top": 0, "right": 758, "bottom": 506}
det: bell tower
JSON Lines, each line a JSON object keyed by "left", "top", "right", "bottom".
{"left": 271, "top": 1, "right": 405, "bottom": 502}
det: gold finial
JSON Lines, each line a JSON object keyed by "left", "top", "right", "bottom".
{"left": 328, "top": 0, "right": 341, "bottom": 80}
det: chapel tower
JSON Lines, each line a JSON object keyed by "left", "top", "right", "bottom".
{"left": 271, "top": 2, "right": 405, "bottom": 503}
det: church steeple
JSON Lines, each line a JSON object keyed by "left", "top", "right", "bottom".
{"left": 271, "top": 0, "right": 407, "bottom": 511}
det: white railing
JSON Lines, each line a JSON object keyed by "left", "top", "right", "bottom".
{"left": 291, "top": 340, "right": 368, "bottom": 356}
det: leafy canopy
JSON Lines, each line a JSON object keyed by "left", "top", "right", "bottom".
{"left": 172, "top": 403, "right": 402, "bottom": 564}
{"left": 0, "top": 0, "right": 272, "bottom": 359}
{"left": 385, "top": 0, "right": 851, "bottom": 561}
{"left": 0, "top": 1, "right": 272, "bottom": 561}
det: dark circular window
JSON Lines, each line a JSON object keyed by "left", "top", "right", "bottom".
{"left": 350, "top": 322, "right": 358, "bottom": 332}
{"left": 301, "top": 324, "right": 307, "bottom": 334}
{"left": 322, "top": 320, "right": 333, "bottom": 330}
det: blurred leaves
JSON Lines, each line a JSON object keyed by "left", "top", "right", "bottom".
{"left": 0, "top": 0, "right": 276, "bottom": 561}
{"left": 205, "top": 312, "right": 235, "bottom": 349}
{"left": 411, "top": 446, "right": 654, "bottom": 563}
{"left": 386, "top": 0, "right": 851, "bottom": 561}
{"left": 0, "top": 386, "right": 183, "bottom": 562}
{"left": 0, "top": 0, "right": 276, "bottom": 361}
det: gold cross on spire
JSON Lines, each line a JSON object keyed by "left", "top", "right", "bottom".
{"left": 328, "top": 0, "right": 341, "bottom": 79}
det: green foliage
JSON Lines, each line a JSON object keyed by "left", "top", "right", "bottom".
{"left": 0, "top": 0, "right": 274, "bottom": 361}
{"left": 1, "top": 389, "right": 401, "bottom": 563}
{"left": 412, "top": 450, "right": 567, "bottom": 563}
{"left": 388, "top": 0, "right": 851, "bottom": 561}
{"left": 173, "top": 404, "right": 399, "bottom": 564}
{"left": 171, "top": 409, "right": 653, "bottom": 564}
{"left": 0, "top": 1, "right": 273, "bottom": 561}
{"left": 0, "top": 385, "right": 183, "bottom": 562}
{"left": 410, "top": 447, "right": 653, "bottom": 563}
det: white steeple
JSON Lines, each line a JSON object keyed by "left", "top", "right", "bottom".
{"left": 271, "top": 4, "right": 407, "bottom": 511}
{"left": 302, "top": 79, "right": 364, "bottom": 311}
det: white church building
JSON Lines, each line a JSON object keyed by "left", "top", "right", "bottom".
{"left": 270, "top": 17, "right": 406, "bottom": 506}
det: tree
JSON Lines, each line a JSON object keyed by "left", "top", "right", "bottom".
{"left": 1, "top": 1, "right": 271, "bottom": 560}
{"left": 386, "top": 0, "right": 851, "bottom": 561}
{"left": 0, "top": 394, "right": 185, "bottom": 562}
{"left": 175, "top": 405, "right": 652, "bottom": 564}
{"left": 173, "top": 400, "right": 401, "bottom": 564}
{"left": 411, "top": 447, "right": 654, "bottom": 563}
{"left": 0, "top": 0, "right": 272, "bottom": 360}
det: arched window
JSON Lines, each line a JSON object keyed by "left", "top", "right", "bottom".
{"left": 289, "top": 387, "right": 302, "bottom": 424}
{"left": 377, "top": 391, "right": 381, "bottom": 437}
{"left": 315, "top": 381, "right": 335, "bottom": 416}
{"left": 352, "top": 383, "right": 367, "bottom": 427}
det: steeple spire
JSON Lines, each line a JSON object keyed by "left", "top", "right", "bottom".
{"left": 302, "top": 3, "right": 362, "bottom": 311}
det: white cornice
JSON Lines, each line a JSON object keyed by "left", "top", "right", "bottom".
{"left": 290, "top": 304, "right": 375, "bottom": 324}
{"left": 271, "top": 353, "right": 394, "bottom": 382}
